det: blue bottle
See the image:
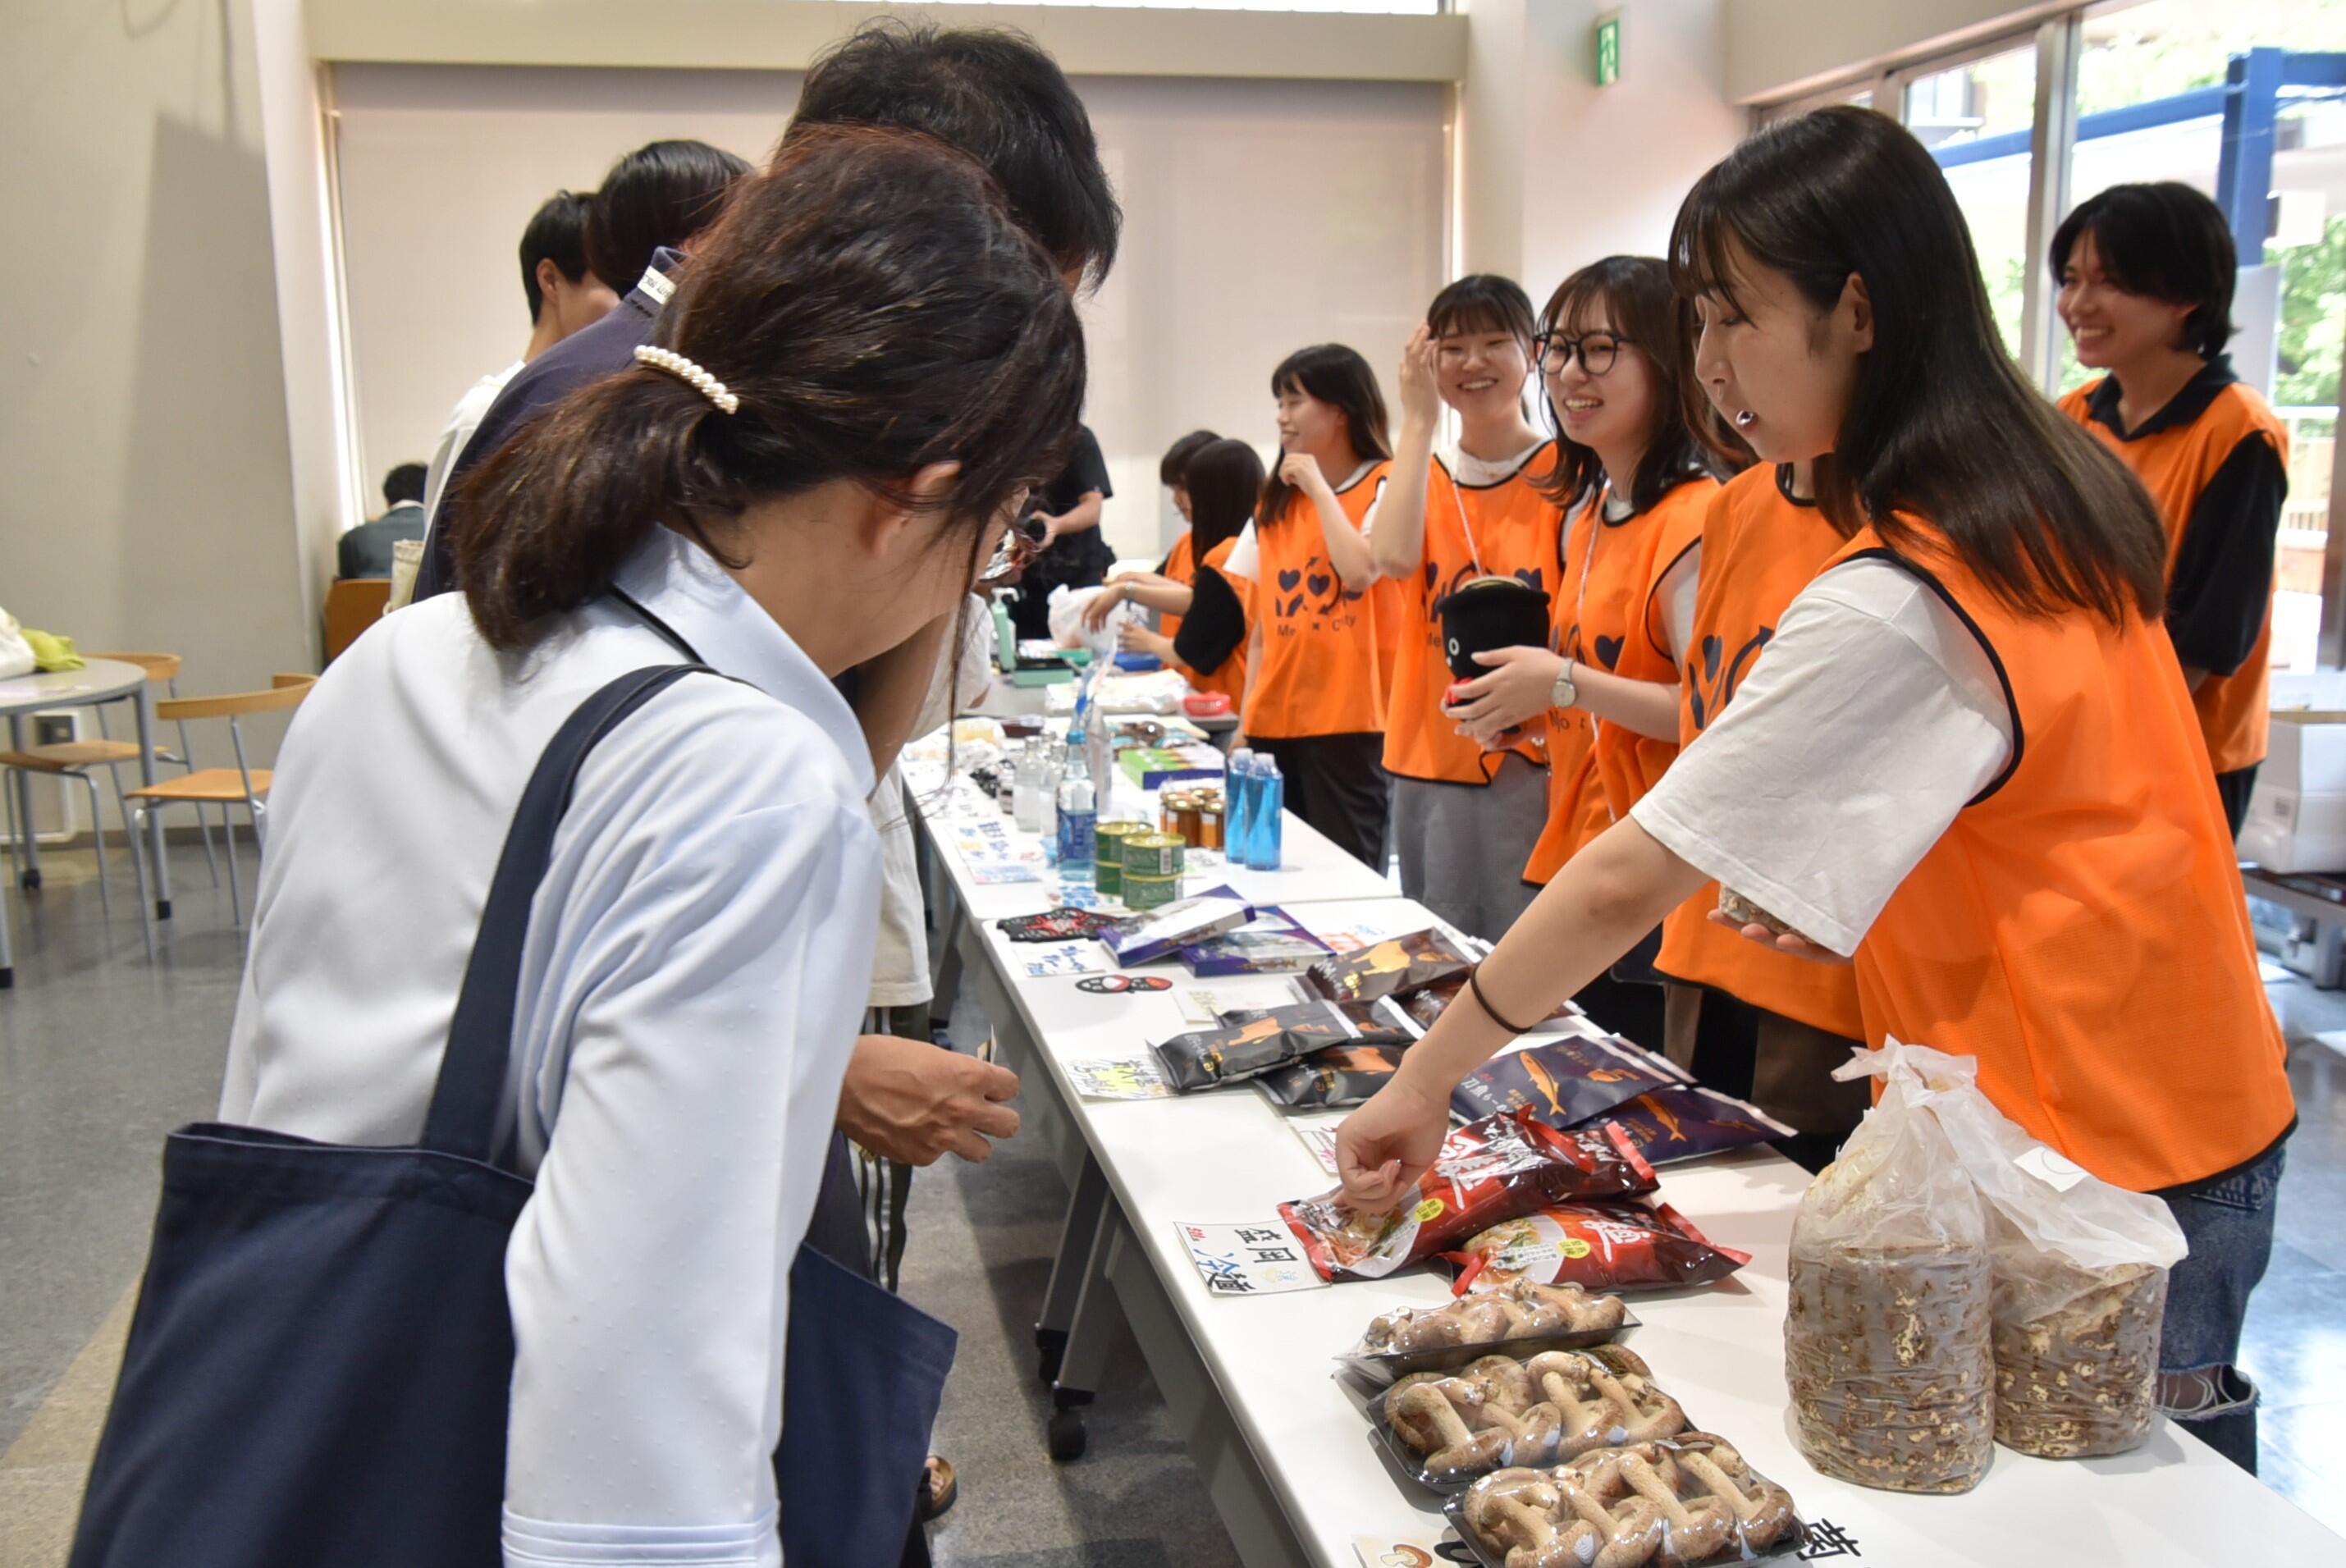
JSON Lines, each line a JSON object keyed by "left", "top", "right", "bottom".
{"left": 1246, "top": 758, "right": 1283, "bottom": 871}
{"left": 1056, "top": 741, "right": 1096, "bottom": 884}
{"left": 1225, "top": 748, "right": 1256, "bottom": 862}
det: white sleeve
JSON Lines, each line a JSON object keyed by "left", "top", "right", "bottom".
{"left": 1653, "top": 537, "right": 1701, "bottom": 665}
{"left": 501, "top": 742, "right": 879, "bottom": 1568}
{"left": 1223, "top": 522, "right": 1260, "bottom": 583}
{"left": 1358, "top": 476, "right": 1389, "bottom": 539}
{"left": 1629, "top": 558, "right": 2013, "bottom": 957}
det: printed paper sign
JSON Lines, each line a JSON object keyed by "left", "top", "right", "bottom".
{"left": 1292, "top": 1122, "right": 1342, "bottom": 1176}
{"left": 1351, "top": 1534, "right": 1463, "bottom": 1568}
{"left": 1178, "top": 986, "right": 1232, "bottom": 1024}
{"left": 1020, "top": 942, "right": 1114, "bottom": 979}
{"left": 1174, "top": 1222, "right": 1327, "bottom": 1296}
{"left": 1068, "top": 1056, "right": 1174, "bottom": 1100}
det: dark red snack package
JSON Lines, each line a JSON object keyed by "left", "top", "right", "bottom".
{"left": 1301, "top": 929, "right": 1478, "bottom": 1006}
{"left": 1442, "top": 1201, "right": 1752, "bottom": 1296}
{"left": 1278, "top": 1112, "right": 1658, "bottom": 1282}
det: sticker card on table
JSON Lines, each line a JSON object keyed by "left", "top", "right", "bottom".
{"left": 1173, "top": 1222, "right": 1327, "bottom": 1296}
{"left": 1019, "top": 942, "right": 1114, "bottom": 980}
{"left": 1067, "top": 1056, "right": 1174, "bottom": 1100}
{"left": 1292, "top": 1122, "right": 1342, "bottom": 1177}
{"left": 1351, "top": 1532, "right": 1464, "bottom": 1567}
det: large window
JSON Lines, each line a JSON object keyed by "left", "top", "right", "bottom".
{"left": 1762, "top": 0, "right": 2346, "bottom": 673}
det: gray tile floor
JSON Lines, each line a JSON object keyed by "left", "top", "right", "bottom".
{"left": 2, "top": 839, "right": 2342, "bottom": 1559}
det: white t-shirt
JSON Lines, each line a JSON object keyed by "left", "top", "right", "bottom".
{"left": 422, "top": 361, "right": 525, "bottom": 527}
{"left": 1223, "top": 459, "right": 1382, "bottom": 583}
{"left": 1629, "top": 555, "right": 2014, "bottom": 958}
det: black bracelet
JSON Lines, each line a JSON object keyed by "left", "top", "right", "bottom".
{"left": 1466, "top": 965, "right": 1539, "bottom": 1036}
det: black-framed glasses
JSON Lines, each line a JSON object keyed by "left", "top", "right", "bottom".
{"left": 1536, "top": 331, "right": 1632, "bottom": 377}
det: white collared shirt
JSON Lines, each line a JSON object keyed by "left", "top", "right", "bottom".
{"left": 421, "top": 361, "right": 525, "bottom": 527}
{"left": 221, "top": 527, "right": 879, "bottom": 1568}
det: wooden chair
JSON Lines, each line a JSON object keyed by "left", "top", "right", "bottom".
{"left": 0, "top": 651, "right": 217, "bottom": 917}
{"left": 122, "top": 674, "right": 316, "bottom": 935}
{"left": 323, "top": 578, "right": 391, "bottom": 664}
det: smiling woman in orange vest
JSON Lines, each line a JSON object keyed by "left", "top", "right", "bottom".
{"left": 2051, "top": 182, "right": 2289, "bottom": 839}
{"left": 1367, "top": 276, "right": 1559, "bottom": 940}
{"left": 1334, "top": 107, "right": 2294, "bottom": 1473}
{"left": 1220, "top": 345, "right": 1396, "bottom": 867}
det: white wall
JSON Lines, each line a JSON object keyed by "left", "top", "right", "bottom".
{"left": 1, "top": 0, "right": 318, "bottom": 803}
{"left": 331, "top": 65, "right": 1448, "bottom": 565}
{"left": 1460, "top": 2, "right": 1745, "bottom": 301}
{"left": 1724, "top": 0, "right": 2063, "bottom": 103}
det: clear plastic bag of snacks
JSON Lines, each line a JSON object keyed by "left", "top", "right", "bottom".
{"left": 1785, "top": 1040, "right": 1994, "bottom": 1494}
{"left": 1919, "top": 1045, "right": 2188, "bottom": 1460}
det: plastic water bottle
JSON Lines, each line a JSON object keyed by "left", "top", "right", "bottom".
{"left": 1246, "top": 757, "right": 1283, "bottom": 871}
{"left": 1056, "top": 740, "right": 1096, "bottom": 884}
{"left": 1226, "top": 747, "right": 1256, "bottom": 858}
{"left": 1036, "top": 748, "right": 1059, "bottom": 857}
{"left": 1013, "top": 740, "right": 1045, "bottom": 834}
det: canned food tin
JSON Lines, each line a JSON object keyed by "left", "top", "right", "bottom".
{"left": 1123, "top": 832, "right": 1186, "bottom": 881}
{"left": 1122, "top": 871, "right": 1182, "bottom": 911}
{"left": 1094, "top": 821, "right": 1150, "bottom": 897}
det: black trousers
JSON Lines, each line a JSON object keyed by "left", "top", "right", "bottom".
{"left": 2216, "top": 764, "right": 2258, "bottom": 842}
{"left": 1252, "top": 733, "right": 1389, "bottom": 870}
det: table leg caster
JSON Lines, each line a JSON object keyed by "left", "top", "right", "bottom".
{"left": 1046, "top": 1405, "right": 1089, "bottom": 1463}
{"left": 19, "top": 868, "right": 39, "bottom": 892}
{"left": 1035, "top": 1325, "right": 1068, "bottom": 1386}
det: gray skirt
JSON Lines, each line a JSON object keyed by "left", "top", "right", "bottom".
{"left": 1389, "top": 754, "right": 1548, "bottom": 941}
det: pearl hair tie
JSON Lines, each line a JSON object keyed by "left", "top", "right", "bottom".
{"left": 633, "top": 345, "right": 739, "bottom": 414}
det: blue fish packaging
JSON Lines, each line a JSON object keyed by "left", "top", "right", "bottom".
{"left": 1450, "top": 1035, "right": 1690, "bottom": 1130}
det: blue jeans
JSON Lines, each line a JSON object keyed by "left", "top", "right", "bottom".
{"left": 2156, "top": 1136, "right": 2288, "bottom": 1472}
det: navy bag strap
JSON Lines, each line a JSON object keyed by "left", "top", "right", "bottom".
{"left": 422, "top": 663, "right": 708, "bottom": 1162}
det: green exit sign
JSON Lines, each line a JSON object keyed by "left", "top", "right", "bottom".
{"left": 1596, "top": 13, "right": 1621, "bottom": 87}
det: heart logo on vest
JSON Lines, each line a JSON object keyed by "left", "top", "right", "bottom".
{"left": 1516, "top": 568, "right": 1543, "bottom": 591}
{"left": 1278, "top": 568, "right": 1303, "bottom": 592}
{"left": 1594, "top": 635, "right": 1623, "bottom": 670}
{"left": 1424, "top": 560, "right": 1440, "bottom": 594}
{"left": 1306, "top": 572, "right": 1333, "bottom": 599}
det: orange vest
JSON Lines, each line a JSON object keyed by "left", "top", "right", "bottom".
{"left": 1169, "top": 536, "right": 1248, "bottom": 705}
{"left": 1592, "top": 478, "right": 1714, "bottom": 821}
{"left": 1524, "top": 479, "right": 1720, "bottom": 885}
{"left": 1827, "top": 523, "right": 2294, "bottom": 1191}
{"left": 1158, "top": 531, "right": 1198, "bottom": 647}
{"left": 1654, "top": 468, "right": 1865, "bottom": 1039}
{"left": 1242, "top": 462, "right": 1391, "bottom": 739}
{"left": 1382, "top": 444, "right": 1562, "bottom": 784}
{"left": 2057, "top": 377, "right": 2289, "bottom": 773}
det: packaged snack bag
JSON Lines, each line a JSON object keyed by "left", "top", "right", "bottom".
{"left": 1280, "top": 1113, "right": 1657, "bottom": 1282}
{"left": 1444, "top": 1202, "right": 1750, "bottom": 1296}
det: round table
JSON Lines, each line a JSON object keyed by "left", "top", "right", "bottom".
{"left": 0, "top": 659, "right": 170, "bottom": 987}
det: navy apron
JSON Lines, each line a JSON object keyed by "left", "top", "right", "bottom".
{"left": 70, "top": 665, "right": 955, "bottom": 1568}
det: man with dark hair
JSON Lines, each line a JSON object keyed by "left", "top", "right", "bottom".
{"left": 339, "top": 464, "right": 428, "bottom": 579}
{"left": 787, "top": 20, "right": 1122, "bottom": 290}
{"left": 1008, "top": 423, "right": 1116, "bottom": 640}
{"left": 411, "top": 140, "right": 752, "bottom": 600}
{"left": 418, "top": 190, "right": 618, "bottom": 526}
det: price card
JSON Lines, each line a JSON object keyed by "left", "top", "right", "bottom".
{"left": 1351, "top": 1534, "right": 1464, "bottom": 1567}
{"left": 1173, "top": 1222, "right": 1327, "bottom": 1296}
{"left": 1067, "top": 1056, "right": 1174, "bottom": 1100}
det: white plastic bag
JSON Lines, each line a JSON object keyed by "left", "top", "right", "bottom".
{"left": 1045, "top": 583, "right": 1134, "bottom": 658}
{"left": 1926, "top": 1054, "right": 2188, "bottom": 1459}
{"left": 0, "top": 607, "right": 35, "bottom": 680}
{"left": 1784, "top": 1039, "right": 1994, "bottom": 1493}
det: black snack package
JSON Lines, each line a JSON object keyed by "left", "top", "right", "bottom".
{"left": 1219, "top": 999, "right": 1411, "bottom": 1045}
{"left": 1302, "top": 929, "right": 1478, "bottom": 1005}
{"left": 1598, "top": 1086, "right": 1795, "bottom": 1167}
{"left": 1396, "top": 975, "right": 1579, "bottom": 1034}
{"left": 1450, "top": 1036, "right": 1690, "bottom": 1130}
{"left": 995, "top": 907, "right": 1118, "bottom": 944}
{"left": 1149, "top": 1001, "right": 1363, "bottom": 1093}
{"left": 1255, "top": 1043, "right": 1411, "bottom": 1109}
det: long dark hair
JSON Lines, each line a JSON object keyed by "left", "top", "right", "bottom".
{"left": 583, "top": 139, "right": 752, "bottom": 292}
{"left": 1670, "top": 106, "right": 2165, "bottom": 622}
{"left": 1185, "top": 438, "right": 1264, "bottom": 560}
{"left": 1533, "top": 256, "right": 1719, "bottom": 515}
{"left": 1259, "top": 345, "right": 1392, "bottom": 528}
{"left": 455, "top": 126, "right": 1086, "bottom": 651}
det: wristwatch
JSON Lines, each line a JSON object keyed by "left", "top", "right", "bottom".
{"left": 1550, "top": 657, "right": 1580, "bottom": 711}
